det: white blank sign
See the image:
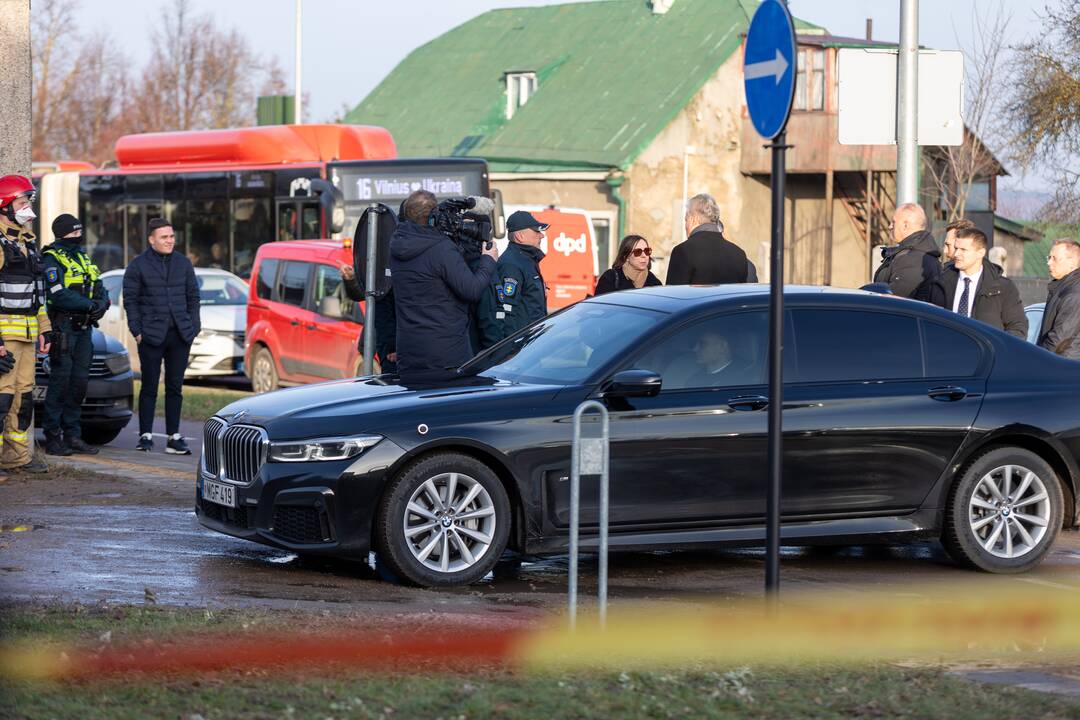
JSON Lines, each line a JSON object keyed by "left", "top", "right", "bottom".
{"left": 838, "top": 48, "right": 963, "bottom": 146}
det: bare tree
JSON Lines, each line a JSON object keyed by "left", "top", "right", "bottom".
{"left": 125, "top": 0, "right": 287, "bottom": 133}
{"left": 1006, "top": 0, "right": 1080, "bottom": 223}
{"left": 922, "top": 2, "right": 1011, "bottom": 223}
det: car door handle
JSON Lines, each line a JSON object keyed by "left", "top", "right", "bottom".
{"left": 290, "top": 320, "right": 300, "bottom": 326}
{"left": 727, "top": 395, "right": 769, "bottom": 411}
{"left": 928, "top": 386, "right": 968, "bottom": 402}
{"left": 305, "top": 324, "right": 317, "bottom": 331}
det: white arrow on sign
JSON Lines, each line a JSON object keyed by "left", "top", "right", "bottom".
{"left": 744, "top": 49, "right": 790, "bottom": 84}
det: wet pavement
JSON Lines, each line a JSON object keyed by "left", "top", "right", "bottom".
{"left": 2, "top": 446, "right": 1080, "bottom": 617}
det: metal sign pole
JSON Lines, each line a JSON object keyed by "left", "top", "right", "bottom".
{"left": 569, "top": 400, "right": 610, "bottom": 630}
{"left": 362, "top": 205, "right": 378, "bottom": 376}
{"left": 896, "top": 0, "right": 919, "bottom": 204}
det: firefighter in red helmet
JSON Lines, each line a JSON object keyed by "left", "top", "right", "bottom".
{"left": 0, "top": 175, "right": 52, "bottom": 478}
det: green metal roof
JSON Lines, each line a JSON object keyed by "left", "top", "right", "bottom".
{"left": 1022, "top": 222, "right": 1079, "bottom": 278}
{"left": 346, "top": 0, "right": 822, "bottom": 171}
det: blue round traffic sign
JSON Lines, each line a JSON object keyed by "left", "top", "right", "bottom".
{"left": 744, "top": 0, "right": 797, "bottom": 140}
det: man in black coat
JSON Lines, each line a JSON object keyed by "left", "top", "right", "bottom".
{"left": 123, "top": 218, "right": 200, "bottom": 454}
{"left": 936, "top": 227, "right": 1027, "bottom": 338}
{"left": 1038, "top": 239, "right": 1080, "bottom": 359}
{"left": 666, "top": 193, "right": 748, "bottom": 285}
{"left": 389, "top": 190, "right": 498, "bottom": 383}
{"left": 874, "top": 203, "right": 944, "bottom": 303}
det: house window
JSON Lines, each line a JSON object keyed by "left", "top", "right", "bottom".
{"left": 505, "top": 72, "right": 537, "bottom": 119}
{"left": 793, "top": 47, "right": 825, "bottom": 111}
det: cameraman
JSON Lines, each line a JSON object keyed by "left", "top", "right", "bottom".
{"left": 390, "top": 190, "right": 498, "bottom": 383}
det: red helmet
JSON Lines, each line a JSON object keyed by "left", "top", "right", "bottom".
{"left": 0, "top": 175, "right": 35, "bottom": 209}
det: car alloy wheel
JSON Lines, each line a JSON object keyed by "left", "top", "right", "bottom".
{"left": 376, "top": 452, "right": 510, "bottom": 587}
{"left": 944, "top": 446, "right": 1063, "bottom": 573}
{"left": 403, "top": 472, "right": 497, "bottom": 573}
{"left": 967, "top": 464, "right": 1051, "bottom": 559}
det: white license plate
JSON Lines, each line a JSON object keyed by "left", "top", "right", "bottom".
{"left": 32, "top": 386, "right": 46, "bottom": 401}
{"left": 202, "top": 479, "right": 236, "bottom": 508}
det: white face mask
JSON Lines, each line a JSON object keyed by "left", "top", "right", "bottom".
{"left": 13, "top": 206, "right": 35, "bottom": 226}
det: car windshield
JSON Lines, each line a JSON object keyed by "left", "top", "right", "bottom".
{"left": 462, "top": 302, "right": 666, "bottom": 384}
{"left": 197, "top": 275, "right": 249, "bottom": 306}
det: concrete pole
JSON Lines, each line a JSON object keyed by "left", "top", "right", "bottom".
{"left": 896, "top": 0, "right": 919, "bottom": 204}
{"left": 294, "top": 0, "right": 303, "bottom": 124}
{"left": 0, "top": 0, "right": 31, "bottom": 176}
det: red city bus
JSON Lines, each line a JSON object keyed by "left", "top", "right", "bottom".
{"left": 35, "top": 124, "right": 492, "bottom": 277}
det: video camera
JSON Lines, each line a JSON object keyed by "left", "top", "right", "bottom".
{"left": 429, "top": 196, "right": 497, "bottom": 256}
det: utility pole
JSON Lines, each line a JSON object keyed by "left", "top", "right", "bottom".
{"left": 0, "top": 0, "right": 31, "bottom": 176}
{"left": 896, "top": 0, "right": 919, "bottom": 204}
{"left": 294, "top": 0, "right": 303, "bottom": 125}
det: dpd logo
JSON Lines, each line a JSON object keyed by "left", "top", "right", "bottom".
{"left": 552, "top": 232, "right": 587, "bottom": 257}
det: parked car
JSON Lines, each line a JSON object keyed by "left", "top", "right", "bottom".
{"left": 1025, "top": 303, "right": 1045, "bottom": 344}
{"left": 197, "top": 286, "right": 1080, "bottom": 587}
{"left": 99, "top": 268, "right": 248, "bottom": 378}
{"left": 33, "top": 328, "right": 134, "bottom": 445}
{"left": 244, "top": 240, "right": 368, "bottom": 394}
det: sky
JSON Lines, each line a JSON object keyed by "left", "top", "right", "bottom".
{"left": 70, "top": 0, "right": 1056, "bottom": 196}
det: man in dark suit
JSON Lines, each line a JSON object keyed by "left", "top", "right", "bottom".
{"left": 936, "top": 227, "right": 1027, "bottom": 338}
{"left": 665, "top": 193, "right": 749, "bottom": 285}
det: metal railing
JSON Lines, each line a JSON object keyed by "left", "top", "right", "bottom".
{"left": 568, "top": 400, "right": 610, "bottom": 630}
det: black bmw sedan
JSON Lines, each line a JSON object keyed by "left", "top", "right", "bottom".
{"left": 196, "top": 286, "right": 1080, "bottom": 587}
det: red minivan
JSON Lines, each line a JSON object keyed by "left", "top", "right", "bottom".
{"left": 245, "top": 241, "right": 371, "bottom": 393}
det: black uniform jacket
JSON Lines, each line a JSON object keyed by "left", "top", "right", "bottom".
{"left": 389, "top": 220, "right": 495, "bottom": 376}
{"left": 477, "top": 242, "right": 547, "bottom": 349}
{"left": 665, "top": 228, "right": 749, "bottom": 285}
{"left": 936, "top": 259, "right": 1028, "bottom": 338}
{"left": 1038, "top": 268, "right": 1080, "bottom": 360}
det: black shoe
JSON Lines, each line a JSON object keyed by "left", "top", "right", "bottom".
{"left": 45, "top": 434, "right": 73, "bottom": 456}
{"left": 65, "top": 435, "right": 99, "bottom": 455}
{"left": 14, "top": 456, "right": 49, "bottom": 473}
{"left": 166, "top": 435, "right": 191, "bottom": 455}
{"left": 136, "top": 434, "right": 154, "bottom": 452}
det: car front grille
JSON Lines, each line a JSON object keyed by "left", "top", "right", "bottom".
{"left": 35, "top": 357, "right": 112, "bottom": 378}
{"left": 272, "top": 505, "right": 332, "bottom": 544}
{"left": 202, "top": 417, "right": 266, "bottom": 485}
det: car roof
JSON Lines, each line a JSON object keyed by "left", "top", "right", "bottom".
{"left": 101, "top": 267, "right": 243, "bottom": 279}
{"left": 585, "top": 284, "right": 910, "bottom": 313}
{"left": 254, "top": 240, "right": 348, "bottom": 262}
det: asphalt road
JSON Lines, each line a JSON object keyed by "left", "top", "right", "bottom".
{"left": 2, "top": 444, "right": 1079, "bottom": 616}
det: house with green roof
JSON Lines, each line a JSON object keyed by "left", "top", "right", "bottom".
{"left": 346, "top": 0, "right": 1030, "bottom": 288}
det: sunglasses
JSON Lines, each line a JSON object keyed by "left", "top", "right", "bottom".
{"left": 630, "top": 247, "right": 653, "bottom": 257}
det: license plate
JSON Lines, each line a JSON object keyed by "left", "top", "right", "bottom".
{"left": 32, "top": 386, "right": 46, "bottom": 401}
{"left": 202, "top": 479, "right": 236, "bottom": 508}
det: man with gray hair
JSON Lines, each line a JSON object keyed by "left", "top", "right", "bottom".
{"left": 666, "top": 193, "right": 749, "bottom": 285}
{"left": 1037, "top": 239, "right": 1080, "bottom": 360}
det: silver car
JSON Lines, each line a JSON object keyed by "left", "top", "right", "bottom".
{"left": 1025, "top": 303, "right": 1045, "bottom": 345}
{"left": 99, "top": 268, "right": 248, "bottom": 378}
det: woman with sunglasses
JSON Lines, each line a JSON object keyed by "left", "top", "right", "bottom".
{"left": 594, "top": 234, "right": 663, "bottom": 296}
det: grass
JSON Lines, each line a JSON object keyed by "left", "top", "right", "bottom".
{"left": 133, "top": 381, "right": 251, "bottom": 424}
{"left": 3, "top": 604, "right": 1080, "bottom": 720}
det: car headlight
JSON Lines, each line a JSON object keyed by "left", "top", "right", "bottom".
{"left": 198, "top": 329, "right": 244, "bottom": 341}
{"left": 103, "top": 352, "right": 131, "bottom": 375}
{"left": 267, "top": 435, "right": 382, "bottom": 463}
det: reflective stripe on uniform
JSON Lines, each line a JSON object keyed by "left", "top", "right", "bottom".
{"left": 7, "top": 430, "right": 27, "bottom": 443}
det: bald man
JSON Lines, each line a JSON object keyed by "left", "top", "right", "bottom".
{"left": 873, "top": 203, "right": 944, "bottom": 302}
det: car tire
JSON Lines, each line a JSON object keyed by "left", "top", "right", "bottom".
{"left": 375, "top": 452, "right": 511, "bottom": 587}
{"left": 80, "top": 426, "right": 122, "bottom": 446}
{"left": 943, "top": 447, "right": 1063, "bottom": 573}
{"left": 250, "top": 346, "right": 279, "bottom": 394}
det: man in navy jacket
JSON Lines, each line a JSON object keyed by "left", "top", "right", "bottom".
{"left": 123, "top": 218, "right": 200, "bottom": 454}
{"left": 389, "top": 191, "right": 498, "bottom": 384}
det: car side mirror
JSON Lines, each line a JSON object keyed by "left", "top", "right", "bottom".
{"left": 319, "top": 296, "right": 342, "bottom": 319}
{"left": 601, "top": 369, "right": 662, "bottom": 398}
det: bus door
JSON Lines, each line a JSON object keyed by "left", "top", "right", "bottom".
{"left": 275, "top": 199, "right": 320, "bottom": 242}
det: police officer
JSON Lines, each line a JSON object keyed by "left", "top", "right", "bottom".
{"left": 0, "top": 175, "right": 52, "bottom": 478}
{"left": 42, "top": 214, "right": 108, "bottom": 456}
{"left": 478, "top": 210, "right": 548, "bottom": 349}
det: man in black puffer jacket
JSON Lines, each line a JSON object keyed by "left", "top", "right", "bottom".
{"left": 1038, "top": 239, "right": 1080, "bottom": 360}
{"left": 874, "top": 203, "right": 944, "bottom": 304}
{"left": 123, "top": 218, "right": 200, "bottom": 454}
{"left": 390, "top": 191, "right": 498, "bottom": 384}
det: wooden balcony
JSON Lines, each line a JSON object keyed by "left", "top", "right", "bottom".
{"left": 740, "top": 112, "right": 898, "bottom": 175}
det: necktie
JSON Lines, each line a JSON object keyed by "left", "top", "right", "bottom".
{"left": 958, "top": 277, "right": 971, "bottom": 317}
